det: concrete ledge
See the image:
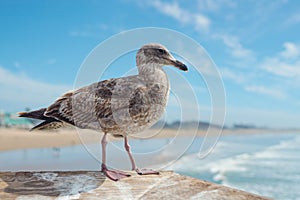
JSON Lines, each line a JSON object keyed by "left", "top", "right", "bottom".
{"left": 0, "top": 171, "right": 270, "bottom": 200}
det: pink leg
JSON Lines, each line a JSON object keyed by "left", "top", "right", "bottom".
{"left": 124, "top": 136, "right": 160, "bottom": 175}
{"left": 101, "top": 133, "right": 130, "bottom": 181}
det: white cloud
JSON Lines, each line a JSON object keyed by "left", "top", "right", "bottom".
{"left": 152, "top": 1, "right": 189, "bottom": 23}
{"left": 149, "top": 0, "right": 210, "bottom": 32}
{"left": 219, "top": 41, "right": 300, "bottom": 101}
{"left": 245, "top": 85, "right": 286, "bottom": 99}
{"left": 280, "top": 42, "right": 300, "bottom": 59}
{"left": 219, "top": 67, "right": 246, "bottom": 84}
{"left": 194, "top": 14, "right": 211, "bottom": 31}
{"left": 214, "top": 34, "right": 255, "bottom": 60}
{"left": 198, "top": 0, "right": 236, "bottom": 12}
{"left": 262, "top": 58, "right": 300, "bottom": 78}
{"left": 0, "top": 66, "right": 71, "bottom": 111}
{"left": 261, "top": 42, "right": 300, "bottom": 78}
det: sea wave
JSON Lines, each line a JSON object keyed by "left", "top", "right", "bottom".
{"left": 168, "top": 133, "right": 300, "bottom": 200}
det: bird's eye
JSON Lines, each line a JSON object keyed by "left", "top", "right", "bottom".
{"left": 157, "top": 48, "right": 166, "bottom": 55}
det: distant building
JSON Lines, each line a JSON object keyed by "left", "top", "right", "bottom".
{"left": 0, "top": 111, "right": 4, "bottom": 127}
{"left": 0, "top": 111, "right": 33, "bottom": 129}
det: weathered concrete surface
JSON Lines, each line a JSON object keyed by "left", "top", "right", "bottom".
{"left": 0, "top": 171, "right": 270, "bottom": 200}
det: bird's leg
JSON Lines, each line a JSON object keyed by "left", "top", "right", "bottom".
{"left": 124, "top": 135, "right": 160, "bottom": 175}
{"left": 101, "top": 132, "right": 131, "bottom": 181}
{"left": 124, "top": 135, "right": 137, "bottom": 170}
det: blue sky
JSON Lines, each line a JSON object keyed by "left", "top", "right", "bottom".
{"left": 1, "top": 0, "right": 300, "bottom": 128}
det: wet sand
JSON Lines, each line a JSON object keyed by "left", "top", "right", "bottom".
{"left": 0, "top": 127, "right": 296, "bottom": 151}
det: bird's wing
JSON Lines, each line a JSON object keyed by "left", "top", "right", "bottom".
{"left": 44, "top": 76, "right": 147, "bottom": 130}
{"left": 128, "top": 86, "right": 151, "bottom": 123}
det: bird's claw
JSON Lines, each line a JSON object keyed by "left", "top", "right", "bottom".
{"left": 102, "top": 165, "right": 131, "bottom": 181}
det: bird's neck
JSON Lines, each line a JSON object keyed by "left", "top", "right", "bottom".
{"left": 138, "top": 63, "right": 169, "bottom": 87}
{"left": 138, "top": 63, "right": 161, "bottom": 75}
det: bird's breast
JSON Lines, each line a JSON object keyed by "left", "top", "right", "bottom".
{"left": 99, "top": 69, "right": 170, "bottom": 135}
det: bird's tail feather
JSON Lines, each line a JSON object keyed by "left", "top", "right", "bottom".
{"left": 19, "top": 108, "right": 63, "bottom": 131}
{"left": 30, "top": 120, "right": 63, "bottom": 131}
{"left": 19, "top": 108, "right": 48, "bottom": 120}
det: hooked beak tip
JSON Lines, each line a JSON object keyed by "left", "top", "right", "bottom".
{"left": 172, "top": 60, "right": 188, "bottom": 71}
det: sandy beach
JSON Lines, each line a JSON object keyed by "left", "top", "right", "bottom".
{"left": 0, "top": 127, "right": 297, "bottom": 151}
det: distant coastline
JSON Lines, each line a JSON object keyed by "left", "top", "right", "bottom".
{"left": 0, "top": 126, "right": 299, "bottom": 152}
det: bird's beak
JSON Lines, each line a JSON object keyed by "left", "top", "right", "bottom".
{"left": 170, "top": 59, "right": 188, "bottom": 71}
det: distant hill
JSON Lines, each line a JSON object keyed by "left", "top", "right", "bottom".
{"left": 232, "top": 123, "right": 268, "bottom": 130}
{"left": 151, "top": 120, "right": 225, "bottom": 130}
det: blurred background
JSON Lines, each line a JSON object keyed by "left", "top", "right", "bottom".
{"left": 0, "top": 1, "right": 300, "bottom": 199}
{"left": 1, "top": 0, "right": 300, "bottom": 128}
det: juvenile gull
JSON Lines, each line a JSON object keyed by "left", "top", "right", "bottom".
{"left": 19, "top": 43, "right": 188, "bottom": 181}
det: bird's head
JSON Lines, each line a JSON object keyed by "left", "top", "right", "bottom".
{"left": 136, "top": 43, "right": 188, "bottom": 72}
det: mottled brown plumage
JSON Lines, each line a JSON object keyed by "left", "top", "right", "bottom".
{"left": 19, "top": 43, "right": 188, "bottom": 181}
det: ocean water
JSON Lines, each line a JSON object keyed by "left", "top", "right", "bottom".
{"left": 168, "top": 133, "right": 300, "bottom": 200}
{"left": 0, "top": 132, "right": 299, "bottom": 199}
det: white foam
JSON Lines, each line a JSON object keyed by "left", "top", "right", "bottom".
{"left": 33, "top": 172, "right": 58, "bottom": 181}
{"left": 209, "top": 155, "right": 248, "bottom": 184}
{"left": 252, "top": 135, "right": 300, "bottom": 160}
{"left": 168, "top": 133, "right": 300, "bottom": 199}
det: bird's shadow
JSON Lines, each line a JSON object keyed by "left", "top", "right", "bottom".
{"left": 1, "top": 171, "right": 105, "bottom": 197}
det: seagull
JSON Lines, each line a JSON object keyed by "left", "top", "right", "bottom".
{"left": 19, "top": 43, "right": 188, "bottom": 181}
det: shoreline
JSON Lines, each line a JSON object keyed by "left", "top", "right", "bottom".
{"left": 0, "top": 127, "right": 298, "bottom": 152}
